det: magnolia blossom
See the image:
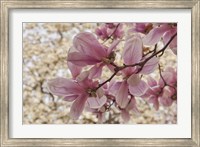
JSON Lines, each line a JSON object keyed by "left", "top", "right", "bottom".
{"left": 95, "top": 23, "right": 124, "bottom": 40}
{"left": 114, "top": 34, "right": 158, "bottom": 108}
{"left": 143, "top": 67, "right": 177, "bottom": 110}
{"left": 67, "top": 32, "right": 120, "bottom": 79}
{"left": 142, "top": 23, "right": 177, "bottom": 54}
{"left": 47, "top": 71, "right": 106, "bottom": 119}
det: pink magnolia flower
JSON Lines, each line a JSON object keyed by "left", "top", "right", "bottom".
{"left": 47, "top": 71, "right": 107, "bottom": 120}
{"left": 67, "top": 32, "right": 120, "bottom": 79}
{"left": 143, "top": 23, "right": 177, "bottom": 54}
{"left": 95, "top": 23, "right": 124, "bottom": 40}
{"left": 143, "top": 67, "right": 177, "bottom": 110}
{"left": 113, "top": 34, "right": 158, "bottom": 108}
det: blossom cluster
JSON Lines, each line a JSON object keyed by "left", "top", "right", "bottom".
{"left": 47, "top": 23, "right": 177, "bottom": 123}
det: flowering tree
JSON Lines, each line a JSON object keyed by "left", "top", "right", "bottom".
{"left": 47, "top": 23, "right": 177, "bottom": 123}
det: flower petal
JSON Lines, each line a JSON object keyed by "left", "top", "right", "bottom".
{"left": 126, "top": 97, "right": 136, "bottom": 110}
{"left": 86, "top": 96, "right": 107, "bottom": 109}
{"left": 129, "top": 80, "right": 148, "bottom": 96}
{"left": 121, "top": 110, "right": 130, "bottom": 122}
{"left": 73, "top": 32, "right": 107, "bottom": 59}
{"left": 127, "top": 74, "right": 141, "bottom": 87}
{"left": 96, "top": 87, "right": 104, "bottom": 98}
{"left": 47, "top": 78, "right": 83, "bottom": 96}
{"left": 70, "top": 94, "right": 88, "bottom": 120}
{"left": 116, "top": 81, "right": 129, "bottom": 108}
{"left": 143, "top": 24, "right": 170, "bottom": 46}
{"left": 67, "top": 52, "right": 100, "bottom": 66}
{"left": 123, "top": 35, "right": 143, "bottom": 64}
{"left": 147, "top": 76, "right": 157, "bottom": 87}
{"left": 140, "top": 56, "right": 158, "bottom": 74}
{"left": 159, "top": 87, "right": 174, "bottom": 107}
{"left": 88, "top": 63, "right": 104, "bottom": 79}
{"left": 107, "top": 39, "right": 120, "bottom": 54}
{"left": 148, "top": 95, "right": 159, "bottom": 110}
{"left": 76, "top": 71, "right": 89, "bottom": 82}
{"left": 67, "top": 62, "right": 82, "bottom": 79}
{"left": 163, "top": 28, "right": 177, "bottom": 54}
{"left": 108, "top": 81, "right": 122, "bottom": 95}
{"left": 63, "top": 94, "right": 79, "bottom": 102}
{"left": 158, "top": 71, "right": 175, "bottom": 86}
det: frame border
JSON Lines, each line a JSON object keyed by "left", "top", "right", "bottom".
{"left": 1, "top": 0, "right": 199, "bottom": 146}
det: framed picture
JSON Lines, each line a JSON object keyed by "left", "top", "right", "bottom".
{"left": 1, "top": 0, "right": 199, "bottom": 146}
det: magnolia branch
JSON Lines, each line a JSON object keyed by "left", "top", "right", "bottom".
{"left": 95, "top": 33, "right": 177, "bottom": 91}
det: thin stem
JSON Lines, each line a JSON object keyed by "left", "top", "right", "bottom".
{"left": 158, "top": 64, "right": 167, "bottom": 86}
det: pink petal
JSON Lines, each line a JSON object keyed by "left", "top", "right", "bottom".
{"left": 133, "top": 23, "right": 146, "bottom": 33}
{"left": 67, "top": 52, "right": 100, "bottom": 66}
{"left": 151, "top": 85, "right": 162, "bottom": 93}
{"left": 121, "top": 110, "right": 130, "bottom": 122}
{"left": 158, "top": 72, "right": 175, "bottom": 86}
{"left": 145, "top": 88, "right": 156, "bottom": 96}
{"left": 116, "top": 81, "right": 129, "bottom": 108}
{"left": 171, "top": 47, "right": 177, "bottom": 55}
{"left": 147, "top": 76, "right": 157, "bottom": 87}
{"left": 163, "top": 28, "right": 177, "bottom": 54}
{"left": 88, "top": 63, "right": 104, "bottom": 79}
{"left": 106, "top": 64, "right": 115, "bottom": 73}
{"left": 140, "top": 56, "right": 158, "bottom": 74}
{"left": 86, "top": 96, "right": 107, "bottom": 109}
{"left": 63, "top": 94, "right": 79, "bottom": 102}
{"left": 127, "top": 74, "right": 141, "bottom": 87}
{"left": 47, "top": 78, "right": 83, "bottom": 96}
{"left": 143, "top": 24, "right": 170, "bottom": 46}
{"left": 148, "top": 95, "right": 159, "bottom": 110}
{"left": 96, "top": 87, "right": 104, "bottom": 98}
{"left": 73, "top": 32, "right": 107, "bottom": 59}
{"left": 126, "top": 97, "right": 136, "bottom": 110}
{"left": 67, "top": 47, "right": 83, "bottom": 78}
{"left": 70, "top": 94, "right": 88, "bottom": 120}
{"left": 114, "top": 26, "right": 124, "bottom": 39}
{"left": 108, "top": 81, "right": 122, "bottom": 95}
{"left": 67, "top": 62, "right": 82, "bottom": 79}
{"left": 76, "top": 71, "right": 89, "bottom": 82}
{"left": 159, "top": 87, "right": 174, "bottom": 107}
{"left": 123, "top": 35, "right": 143, "bottom": 65}
{"left": 95, "top": 28, "right": 103, "bottom": 36}
{"left": 107, "top": 39, "right": 120, "bottom": 54}
{"left": 159, "top": 96, "right": 173, "bottom": 107}
{"left": 129, "top": 80, "right": 148, "bottom": 96}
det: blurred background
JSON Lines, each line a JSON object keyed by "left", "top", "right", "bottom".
{"left": 23, "top": 23, "right": 177, "bottom": 124}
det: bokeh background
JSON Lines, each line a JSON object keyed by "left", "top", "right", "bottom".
{"left": 23, "top": 23, "right": 177, "bottom": 124}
